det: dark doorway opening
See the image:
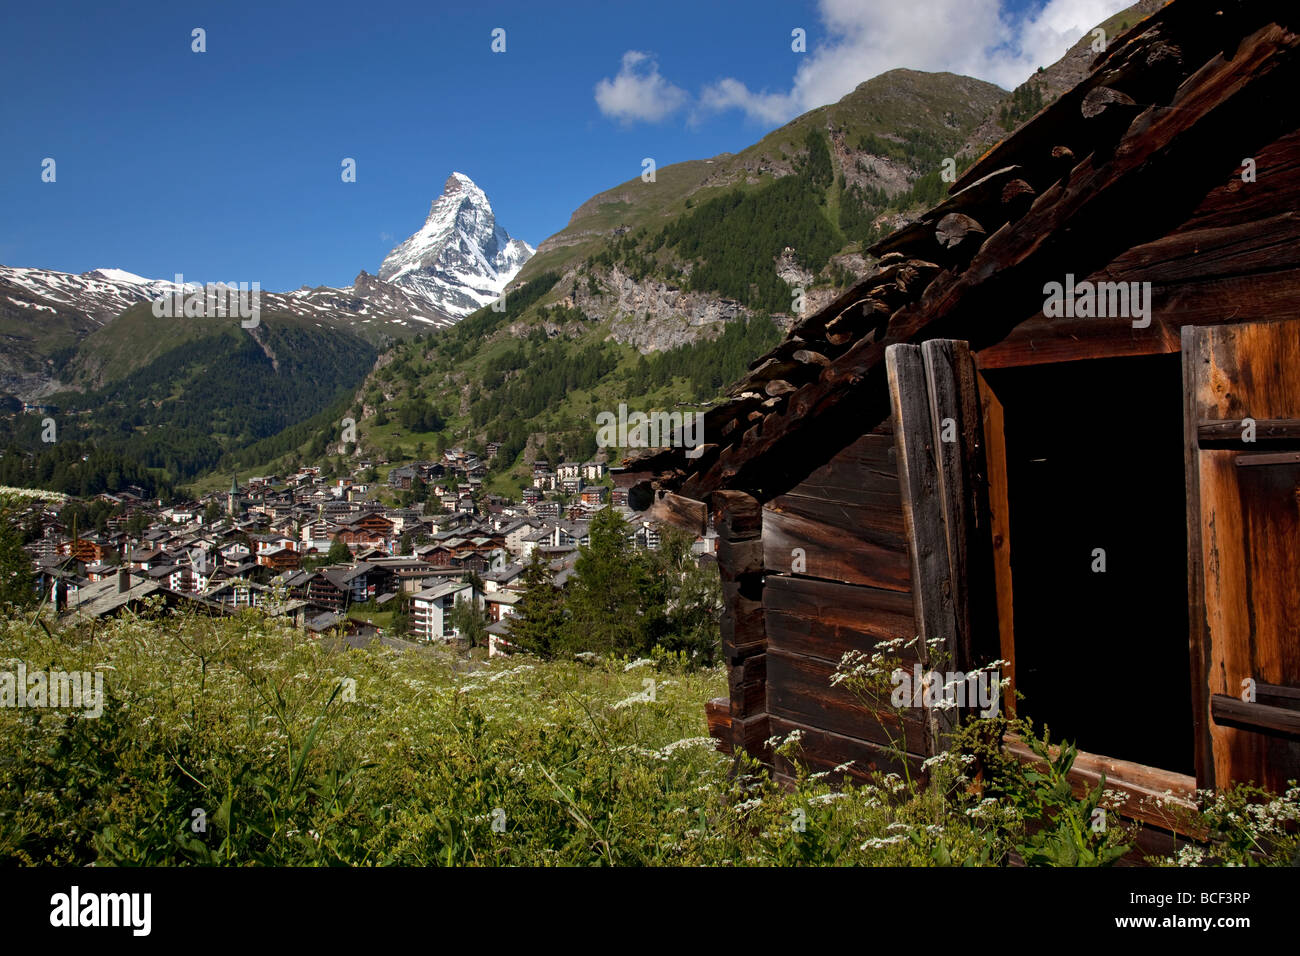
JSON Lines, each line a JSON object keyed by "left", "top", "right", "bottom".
{"left": 985, "top": 354, "right": 1194, "bottom": 775}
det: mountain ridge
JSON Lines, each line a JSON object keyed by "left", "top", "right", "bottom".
{"left": 0, "top": 172, "right": 533, "bottom": 397}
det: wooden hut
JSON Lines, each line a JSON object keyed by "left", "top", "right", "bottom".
{"left": 629, "top": 0, "right": 1300, "bottom": 833}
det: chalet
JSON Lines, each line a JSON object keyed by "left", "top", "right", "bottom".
{"left": 388, "top": 465, "right": 416, "bottom": 489}
{"left": 59, "top": 536, "right": 111, "bottom": 564}
{"left": 629, "top": 0, "right": 1300, "bottom": 842}
{"left": 501, "top": 517, "right": 542, "bottom": 555}
{"left": 84, "top": 562, "right": 115, "bottom": 583}
{"left": 483, "top": 589, "right": 520, "bottom": 624}
{"left": 334, "top": 511, "right": 395, "bottom": 552}
{"left": 631, "top": 522, "right": 660, "bottom": 551}
{"left": 250, "top": 533, "right": 298, "bottom": 557}
{"left": 579, "top": 486, "right": 608, "bottom": 506}
{"left": 257, "top": 546, "right": 301, "bottom": 572}
{"left": 582, "top": 461, "right": 607, "bottom": 482}
{"left": 388, "top": 508, "right": 424, "bottom": 532}
{"left": 301, "top": 572, "right": 346, "bottom": 612}
{"left": 126, "top": 547, "right": 164, "bottom": 571}
{"left": 419, "top": 541, "right": 457, "bottom": 567}
{"left": 300, "top": 519, "right": 339, "bottom": 553}
{"left": 457, "top": 551, "right": 490, "bottom": 574}
{"left": 219, "top": 542, "right": 251, "bottom": 566}
{"left": 205, "top": 579, "right": 268, "bottom": 609}
{"left": 344, "top": 561, "right": 396, "bottom": 601}
{"left": 487, "top": 620, "right": 515, "bottom": 657}
{"left": 483, "top": 562, "right": 526, "bottom": 593}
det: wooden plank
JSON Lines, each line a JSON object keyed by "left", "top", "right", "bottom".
{"left": 1259, "top": 682, "right": 1300, "bottom": 702}
{"left": 975, "top": 315, "right": 1181, "bottom": 369}
{"left": 731, "top": 712, "right": 771, "bottom": 761}
{"left": 766, "top": 647, "right": 931, "bottom": 755}
{"left": 764, "top": 491, "right": 905, "bottom": 541}
{"left": 728, "top": 653, "right": 766, "bottom": 719}
{"left": 1198, "top": 418, "right": 1300, "bottom": 444}
{"left": 705, "top": 698, "right": 732, "bottom": 753}
{"left": 764, "top": 609, "right": 919, "bottom": 669}
{"left": 1185, "top": 319, "right": 1300, "bottom": 791}
{"left": 1178, "top": 128, "right": 1300, "bottom": 235}
{"left": 645, "top": 492, "right": 706, "bottom": 533}
{"left": 977, "top": 371, "right": 1017, "bottom": 717}
{"left": 763, "top": 574, "right": 916, "bottom": 665}
{"left": 780, "top": 432, "right": 900, "bottom": 501}
{"left": 1104, "top": 211, "right": 1300, "bottom": 287}
{"left": 922, "top": 339, "right": 996, "bottom": 672}
{"left": 767, "top": 715, "right": 924, "bottom": 784}
{"left": 1235, "top": 451, "right": 1300, "bottom": 467}
{"left": 719, "top": 583, "right": 764, "bottom": 661}
{"left": 716, "top": 535, "right": 762, "bottom": 580}
{"left": 761, "top": 507, "right": 911, "bottom": 591}
{"left": 1211, "top": 695, "right": 1300, "bottom": 738}
{"left": 1003, "top": 737, "right": 1206, "bottom": 840}
{"left": 1181, "top": 325, "right": 1215, "bottom": 787}
{"left": 711, "top": 490, "right": 761, "bottom": 540}
{"left": 888, "top": 343, "right": 957, "bottom": 746}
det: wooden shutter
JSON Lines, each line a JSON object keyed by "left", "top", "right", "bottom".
{"left": 1184, "top": 320, "right": 1300, "bottom": 792}
{"left": 886, "top": 340, "right": 998, "bottom": 745}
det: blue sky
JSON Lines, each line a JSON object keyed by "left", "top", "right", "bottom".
{"left": 0, "top": 0, "right": 1130, "bottom": 290}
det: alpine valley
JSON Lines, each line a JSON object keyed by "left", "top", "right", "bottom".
{"left": 0, "top": 0, "right": 1158, "bottom": 501}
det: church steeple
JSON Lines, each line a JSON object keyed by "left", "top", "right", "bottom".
{"left": 227, "top": 474, "right": 241, "bottom": 517}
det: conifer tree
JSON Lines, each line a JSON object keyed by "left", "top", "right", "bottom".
{"left": 567, "top": 506, "right": 654, "bottom": 655}
{"left": 505, "top": 549, "right": 567, "bottom": 657}
{"left": 0, "top": 519, "right": 36, "bottom": 611}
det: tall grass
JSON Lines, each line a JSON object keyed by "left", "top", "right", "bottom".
{"left": 1, "top": 605, "right": 1294, "bottom": 866}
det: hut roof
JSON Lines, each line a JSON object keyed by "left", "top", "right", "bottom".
{"left": 629, "top": 0, "right": 1300, "bottom": 507}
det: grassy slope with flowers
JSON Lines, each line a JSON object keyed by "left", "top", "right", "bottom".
{"left": 0, "top": 605, "right": 1296, "bottom": 866}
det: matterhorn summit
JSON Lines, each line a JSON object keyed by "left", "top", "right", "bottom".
{"left": 378, "top": 172, "right": 534, "bottom": 319}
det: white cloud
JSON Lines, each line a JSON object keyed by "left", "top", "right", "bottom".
{"left": 595, "top": 50, "right": 689, "bottom": 124}
{"left": 700, "top": 0, "right": 1135, "bottom": 125}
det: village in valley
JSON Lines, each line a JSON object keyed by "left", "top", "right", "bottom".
{"left": 16, "top": 445, "right": 713, "bottom": 654}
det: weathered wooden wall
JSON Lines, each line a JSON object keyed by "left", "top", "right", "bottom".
{"left": 756, "top": 424, "right": 929, "bottom": 783}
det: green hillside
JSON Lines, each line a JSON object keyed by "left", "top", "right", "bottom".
{"left": 0, "top": 312, "right": 378, "bottom": 496}
{"left": 519, "top": 69, "right": 1006, "bottom": 285}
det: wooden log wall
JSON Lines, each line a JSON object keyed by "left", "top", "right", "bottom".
{"left": 713, "top": 490, "right": 770, "bottom": 764}
{"left": 756, "top": 424, "right": 930, "bottom": 783}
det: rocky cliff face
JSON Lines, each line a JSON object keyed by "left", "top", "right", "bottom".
{"left": 548, "top": 257, "right": 842, "bottom": 353}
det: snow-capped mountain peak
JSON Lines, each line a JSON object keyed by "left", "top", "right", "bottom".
{"left": 377, "top": 172, "right": 534, "bottom": 318}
